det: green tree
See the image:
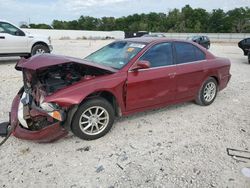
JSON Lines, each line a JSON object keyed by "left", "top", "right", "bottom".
{"left": 227, "top": 7, "right": 250, "bottom": 33}
{"left": 46, "top": 6, "right": 250, "bottom": 33}
{"left": 29, "top": 23, "right": 52, "bottom": 29}
{"left": 99, "top": 17, "right": 116, "bottom": 31}
{"left": 208, "top": 9, "right": 229, "bottom": 32}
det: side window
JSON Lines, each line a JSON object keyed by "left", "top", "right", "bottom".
{"left": 0, "top": 22, "right": 5, "bottom": 33}
{"left": 140, "top": 43, "right": 173, "bottom": 67}
{"left": 0, "top": 22, "right": 24, "bottom": 36}
{"left": 174, "top": 42, "right": 205, "bottom": 64}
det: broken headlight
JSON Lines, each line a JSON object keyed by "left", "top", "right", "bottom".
{"left": 40, "top": 102, "right": 58, "bottom": 112}
{"left": 40, "top": 102, "right": 65, "bottom": 121}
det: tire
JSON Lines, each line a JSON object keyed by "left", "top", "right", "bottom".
{"left": 71, "top": 98, "right": 115, "bottom": 140}
{"left": 31, "top": 44, "right": 49, "bottom": 56}
{"left": 195, "top": 77, "right": 218, "bottom": 106}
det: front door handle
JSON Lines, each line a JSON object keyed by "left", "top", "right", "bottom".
{"left": 0, "top": 36, "right": 5, "bottom": 39}
{"left": 168, "top": 72, "right": 176, "bottom": 78}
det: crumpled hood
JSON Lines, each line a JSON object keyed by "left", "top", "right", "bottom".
{"left": 16, "top": 54, "right": 117, "bottom": 73}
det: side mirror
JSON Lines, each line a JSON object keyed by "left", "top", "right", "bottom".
{"left": 131, "top": 60, "right": 151, "bottom": 71}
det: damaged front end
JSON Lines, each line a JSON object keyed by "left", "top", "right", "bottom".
{"left": 11, "top": 69, "right": 69, "bottom": 143}
{"left": 6, "top": 55, "right": 115, "bottom": 143}
{"left": 19, "top": 68, "right": 67, "bottom": 130}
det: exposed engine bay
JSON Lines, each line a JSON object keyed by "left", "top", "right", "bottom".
{"left": 19, "top": 62, "right": 110, "bottom": 131}
{"left": 36, "top": 63, "right": 108, "bottom": 94}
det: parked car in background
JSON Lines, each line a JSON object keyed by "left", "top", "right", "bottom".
{"left": 125, "top": 31, "right": 149, "bottom": 38}
{"left": 142, "top": 33, "right": 166, "bottom": 37}
{"left": 238, "top": 38, "right": 250, "bottom": 64}
{"left": 187, "top": 35, "right": 210, "bottom": 49}
{"left": 2, "top": 38, "right": 231, "bottom": 143}
{"left": 0, "top": 20, "right": 53, "bottom": 58}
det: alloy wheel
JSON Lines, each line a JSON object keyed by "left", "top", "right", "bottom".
{"left": 79, "top": 106, "right": 109, "bottom": 136}
{"left": 203, "top": 82, "right": 216, "bottom": 102}
{"left": 36, "top": 48, "right": 45, "bottom": 54}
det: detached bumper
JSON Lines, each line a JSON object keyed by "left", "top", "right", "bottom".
{"left": 10, "top": 93, "right": 68, "bottom": 143}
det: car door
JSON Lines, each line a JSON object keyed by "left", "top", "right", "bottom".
{"left": 126, "top": 42, "right": 177, "bottom": 111}
{"left": 174, "top": 42, "right": 206, "bottom": 100}
{"left": 0, "top": 22, "right": 28, "bottom": 54}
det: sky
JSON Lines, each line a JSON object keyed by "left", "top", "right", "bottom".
{"left": 0, "top": 0, "right": 249, "bottom": 25}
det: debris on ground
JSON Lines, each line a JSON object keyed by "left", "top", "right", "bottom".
{"left": 241, "top": 167, "right": 250, "bottom": 178}
{"left": 76, "top": 146, "right": 90, "bottom": 152}
{"left": 96, "top": 165, "right": 104, "bottom": 173}
{"left": 227, "top": 148, "right": 250, "bottom": 160}
{"left": 116, "top": 163, "right": 124, "bottom": 170}
{"left": 20, "top": 147, "right": 30, "bottom": 155}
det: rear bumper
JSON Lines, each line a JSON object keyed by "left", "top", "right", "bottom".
{"left": 10, "top": 93, "right": 68, "bottom": 143}
{"left": 219, "top": 74, "right": 231, "bottom": 91}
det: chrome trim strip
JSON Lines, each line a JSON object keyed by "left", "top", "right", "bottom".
{"left": 176, "top": 59, "right": 207, "bottom": 65}
{"left": 128, "top": 64, "right": 176, "bottom": 72}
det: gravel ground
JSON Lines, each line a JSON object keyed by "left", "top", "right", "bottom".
{"left": 0, "top": 40, "right": 249, "bottom": 188}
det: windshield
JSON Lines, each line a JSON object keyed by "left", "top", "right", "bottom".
{"left": 84, "top": 41, "right": 146, "bottom": 69}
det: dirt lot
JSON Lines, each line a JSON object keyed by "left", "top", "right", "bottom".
{"left": 0, "top": 40, "right": 250, "bottom": 187}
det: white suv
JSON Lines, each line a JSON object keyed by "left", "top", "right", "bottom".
{"left": 0, "top": 20, "right": 53, "bottom": 58}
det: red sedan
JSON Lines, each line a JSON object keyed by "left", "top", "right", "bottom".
{"left": 6, "top": 38, "right": 231, "bottom": 142}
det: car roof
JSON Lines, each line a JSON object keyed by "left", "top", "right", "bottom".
{"left": 120, "top": 37, "right": 215, "bottom": 58}
{"left": 121, "top": 37, "right": 190, "bottom": 44}
{"left": 0, "top": 20, "right": 9, "bottom": 22}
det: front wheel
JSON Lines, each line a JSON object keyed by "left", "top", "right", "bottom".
{"left": 31, "top": 44, "right": 49, "bottom": 56}
{"left": 195, "top": 77, "right": 218, "bottom": 106}
{"left": 71, "top": 98, "right": 115, "bottom": 140}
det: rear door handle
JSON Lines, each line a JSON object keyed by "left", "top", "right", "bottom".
{"left": 0, "top": 36, "right": 5, "bottom": 39}
{"left": 168, "top": 72, "right": 176, "bottom": 78}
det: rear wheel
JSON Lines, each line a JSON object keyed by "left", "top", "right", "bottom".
{"left": 31, "top": 44, "right": 49, "bottom": 56}
{"left": 71, "top": 98, "right": 115, "bottom": 140}
{"left": 195, "top": 77, "right": 218, "bottom": 106}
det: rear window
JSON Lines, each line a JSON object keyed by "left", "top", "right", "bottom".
{"left": 174, "top": 42, "right": 206, "bottom": 64}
